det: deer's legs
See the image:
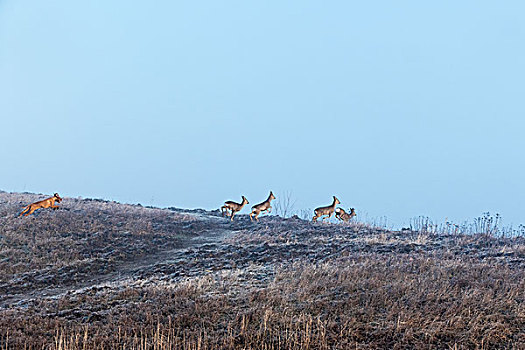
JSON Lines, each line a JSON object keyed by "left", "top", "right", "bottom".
{"left": 221, "top": 206, "right": 231, "bottom": 217}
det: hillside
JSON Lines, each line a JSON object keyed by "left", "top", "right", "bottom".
{"left": 0, "top": 192, "right": 524, "bottom": 349}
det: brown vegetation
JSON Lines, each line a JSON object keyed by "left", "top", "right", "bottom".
{"left": 0, "top": 191, "right": 524, "bottom": 349}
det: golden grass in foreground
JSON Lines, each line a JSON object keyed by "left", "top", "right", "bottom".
{"left": 1, "top": 256, "right": 524, "bottom": 349}
{"left": 1, "top": 192, "right": 523, "bottom": 349}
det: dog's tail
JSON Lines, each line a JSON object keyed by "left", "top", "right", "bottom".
{"left": 19, "top": 205, "right": 30, "bottom": 217}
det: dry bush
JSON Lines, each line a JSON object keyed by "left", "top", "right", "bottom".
{"left": 410, "top": 213, "right": 525, "bottom": 237}
{"left": 273, "top": 190, "right": 296, "bottom": 218}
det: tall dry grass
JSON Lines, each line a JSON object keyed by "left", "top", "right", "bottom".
{"left": 1, "top": 255, "right": 524, "bottom": 349}
{"left": 1, "top": 192, "right": 524, "bottom": 349}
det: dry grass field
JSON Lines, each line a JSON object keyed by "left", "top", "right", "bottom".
{"left": 0, "top": 191, "right": 524, "bottom": 349}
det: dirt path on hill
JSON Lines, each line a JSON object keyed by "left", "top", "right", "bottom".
{"left": 4, "top": 209, "right": 523, "bottom": 313}
{"left": 1, "top": 213, "right": 237, "bottom": 309}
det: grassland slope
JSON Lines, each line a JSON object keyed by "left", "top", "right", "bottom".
{"left": 0, "top": 191, "right": 524, "bottom": 349}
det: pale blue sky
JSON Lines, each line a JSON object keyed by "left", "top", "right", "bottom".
{"left": 1, "top": 1, "right": 524, "bottom": 227}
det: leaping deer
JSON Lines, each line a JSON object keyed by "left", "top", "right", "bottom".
{"left": 312, "top": 196, "right": 340, "bottom": 222}
{"left": 250, "top": 191, "right": 276, "bottom": 222}
{"left": 221, "top": 196, "right": 249, "bottom": 221}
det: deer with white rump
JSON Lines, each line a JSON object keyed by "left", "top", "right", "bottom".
{"left": 335, "top": 207, "right": 356, "bottom": 222}
{"left": 250, "top": 191, "right": 276, "bottom": 222}
{"left": 312, "top": 196, "right": 340, "bottom": 222}
{"left": 221, "top": 196, "right": 249, "bottom": 221}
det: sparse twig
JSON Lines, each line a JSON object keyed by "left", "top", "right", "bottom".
{"left": 273, "top": 190, "right": 296, "bottom": 218}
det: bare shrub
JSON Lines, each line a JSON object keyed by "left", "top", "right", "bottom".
{"left": 409, "top": 212, "right": 524, "bottom": 237}
{"left": 273, "top": 190, "right": 296, "bottom": 218}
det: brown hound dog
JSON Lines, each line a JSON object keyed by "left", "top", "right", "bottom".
{"left": 312, "top": 196, "right": 340, "bottom": 222}
{"left": 221, "top": 196, "right": 249, "bottom": 221}
{"left": 250, "top": 191, "right": 276, "bottom": 221}
{"left": 19, "top": 193, "right": 62, "bottom": 217}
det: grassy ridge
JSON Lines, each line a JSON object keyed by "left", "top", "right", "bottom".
{"left": 0, "top": 192, "right": 524, "bottom": 349}
{"left": 0, "top": 192, "right": 195, "bottom": 298}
